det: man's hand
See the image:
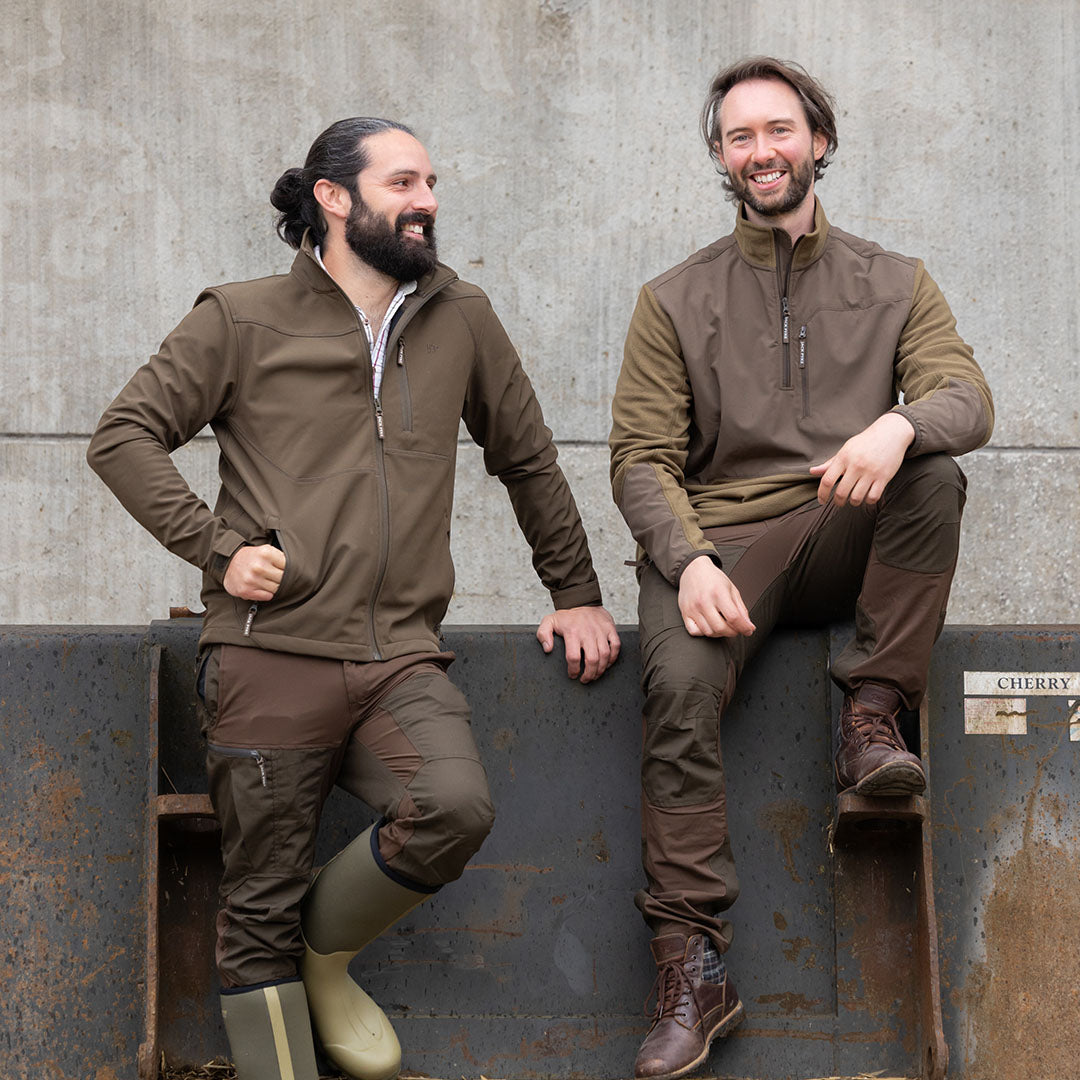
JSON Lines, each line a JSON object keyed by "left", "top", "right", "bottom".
{"left": 223, "top": 544, "right": 286, "bottom": 601}
{"left": 678, "top": 556, "right": 755, "bottom": 638}
{"left": 810, "top": 412, "right": 916, "bottom": 507}
{"left": 537, "top": 606, "right": 621, "bottom": 683}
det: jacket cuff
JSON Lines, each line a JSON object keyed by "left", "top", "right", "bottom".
{"left": 550, "top": 579, "right": 604, "bottom": 610}
{"left": 891, "top": 405, "right": 923, "bottom": 455}
{"left": 674, "top": 548, "right": 723, "bottom": 584}
{"left": 208, "top": 531, "right": 249, "bottom": 584}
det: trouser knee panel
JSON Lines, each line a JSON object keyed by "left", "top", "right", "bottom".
{"left": 642, "top": 686, "right": 724, "bottom": 807}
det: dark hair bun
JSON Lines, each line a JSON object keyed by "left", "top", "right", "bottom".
{"left": 270, "top": 167, "right": 305, "bottom": 213}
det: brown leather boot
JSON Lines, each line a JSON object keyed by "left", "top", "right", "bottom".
{"left": 633, "top": 933, "right": 744, "bottom": 1080}
{"left": 835, "top": 682, "right": 926, "bottom": 796}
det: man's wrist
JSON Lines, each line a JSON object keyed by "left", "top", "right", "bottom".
{"left": 675, "top": 548, "right": 722, "bottom": 584}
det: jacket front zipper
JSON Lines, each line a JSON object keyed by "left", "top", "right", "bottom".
{"left": 321, "top": 265, "right": 451, "bottom": 661}
{"left": 781, "top": 295, "right": 791, "bottom": 388}
{"left": 370, "top": 363, "right": 391, "bottom": 661}
{"left": 776, "top": 232, "right": 804, "bottom": 391}
{"left": 208, "top": 743, "right": 269, "bottom": 786}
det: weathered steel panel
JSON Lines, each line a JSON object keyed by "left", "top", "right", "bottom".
{"left": 927, "top": 628, "right": 1080, "bottom": 1080}
{"left": 140, "top": 622, "right": 916, "bottom": 1079}
{"left": 5, "top": 622, "right": 1075, "bottom": 1079}
{"left": 0, "top": 628, "right": 149, "bottom": 1080}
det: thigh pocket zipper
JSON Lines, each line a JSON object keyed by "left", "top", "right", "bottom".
{"left": 208, "top": 742, "right": 269, "bottom": 787}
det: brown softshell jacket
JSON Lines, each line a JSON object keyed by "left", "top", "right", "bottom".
{"left": 609, "top": 201, "right": 994, "bottom": 585}
{"left": 88, "top": 237, "right": 602, "bottom": 661}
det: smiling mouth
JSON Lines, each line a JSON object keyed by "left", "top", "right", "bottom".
{"left": 751, "top": 169, "right": 785, "bottom": 187}
{"left": 402, "top": 223, "right": 426, "bottom": 237}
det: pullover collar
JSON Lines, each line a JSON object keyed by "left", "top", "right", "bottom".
{"left": 733, "top": 197, "right": 830, "bottom": 270}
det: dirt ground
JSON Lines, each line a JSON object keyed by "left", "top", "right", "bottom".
{"left": 163, "top": 1066, "right": 911, "bottom": 1080}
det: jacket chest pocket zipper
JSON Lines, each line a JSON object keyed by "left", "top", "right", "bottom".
{"left": 397, "top": 339, "right": 413, "bottom": 432}
{"left": 798, "top": 325, "right": 809, "bottom": 417}
{"left": 208, "top": 742, "right": 269, "bottom": 786}
{"left": 781, "top": 296, "right": 792, "bottom": 389}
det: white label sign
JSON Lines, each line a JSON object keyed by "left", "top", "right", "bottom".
{"left": 963, "top": 671, "right": 1080, "bottom": 736}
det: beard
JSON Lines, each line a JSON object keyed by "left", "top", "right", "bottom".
{"left": 729, "top": 152, "right": 815, "bottom": 218}
{"left": 344, "top": 201, "right": 438, "bottom": 281}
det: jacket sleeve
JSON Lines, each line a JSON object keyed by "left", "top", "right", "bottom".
{"left": 891, "top": 264, "right": 994, "bottom": 456}
{"left": 609, "top": 285, "right": 720, "bottom": 586}
{"left": 85, "top": 291, "right": 248, "bottom": 582}
{"left": 461, "top": 300, "right": 603, "bottom": 609}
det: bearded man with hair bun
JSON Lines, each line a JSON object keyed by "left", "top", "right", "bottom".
{"left": 89, "top": 117, "right": 620, "bottom": 1080}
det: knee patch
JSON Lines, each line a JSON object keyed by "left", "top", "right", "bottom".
{"left": 642, "top": 686, "right": 724, "bottom": 807}
{"left": 388, "top": 756, "right": 495, "bottom": 884}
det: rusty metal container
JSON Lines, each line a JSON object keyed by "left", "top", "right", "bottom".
{"left": 1, "top": 622, "right": 1076, "bottom": 1079}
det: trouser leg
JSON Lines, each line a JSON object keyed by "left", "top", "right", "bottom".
{"left": 635, "top": 508, "right": 821, "bottom": 950}
{"left": 334, "top": 662, "right": 496, "bottom": 887}
{"left": 300, "top": 661, "right": 495, "bottom": 1080}
{"left": 201, "top": 645, "right": 349, "bottom": 988}
{"left": 828, "top": 454, "right": 967, "bottom": 708}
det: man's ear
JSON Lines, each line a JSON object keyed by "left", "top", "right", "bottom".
{"left": 812, "top": 131, "right": 827, "bottom": 163}
{"left": 313, "top": 178, "right": 352, "bottom": 224}
{"left": 712, "top": 139, "right": 726, "bottom": 170}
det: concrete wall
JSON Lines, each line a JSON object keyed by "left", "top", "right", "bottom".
{"left": 2, "top": 0, "right": 1077, "bottom": 627}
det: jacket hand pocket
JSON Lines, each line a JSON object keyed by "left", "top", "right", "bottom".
{"left": 264, "top": 525, "right": 316, "bottom": 607}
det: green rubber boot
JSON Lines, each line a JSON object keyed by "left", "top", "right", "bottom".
{"left": 300, "top": 824, "right": 433, "bottom": 1080}
{"left": 219, "top": 978, "right": 318, "bottom": 1080}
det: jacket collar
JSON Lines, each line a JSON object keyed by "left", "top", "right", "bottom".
{"left": 732, "top": 197, "right": 830, "bottom": 270}
{"left": 289, "top": 229, "right": 459, "bottom": 302}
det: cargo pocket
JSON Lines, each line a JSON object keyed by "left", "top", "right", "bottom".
{"left": 195, "top": 645, "right": 222, "bottom": 738}
{"left": 207, "top": 742, "right": 275, "bottom": 887}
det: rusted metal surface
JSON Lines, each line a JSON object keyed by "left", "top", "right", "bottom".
{"left": 140, "top": 645, "right": 163, "bottom": 1080}
{"left": 0, "top": 628, "right": 149, "bottom": 1080}
{"left": 3, "top": 622, "right": 1076, "bottom": 1078}
{"left": 927, "top": 628, "right": 1080, "bottom": 1080}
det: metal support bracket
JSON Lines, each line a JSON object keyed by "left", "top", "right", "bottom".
{"left": 832, "top": 699, "right": 948, "bottom": 1080}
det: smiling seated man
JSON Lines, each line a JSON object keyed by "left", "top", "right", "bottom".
{"left": 609, "top": 57, "right": 993, "bottom": 1079}
{"left": 88, "top": 117, "right": 619, "bottom": 1080}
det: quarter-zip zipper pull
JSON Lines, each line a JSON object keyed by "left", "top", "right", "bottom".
{"left": 243, "top": 603, "right": 258, "bottom": 636}
{"left": 375, "top": 398, "right": 385, "bottom": 439}
{"left": 782, "top": 296, "right": 790, "bottom": 343}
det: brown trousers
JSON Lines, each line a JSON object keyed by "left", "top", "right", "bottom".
{"left": 635, "top": 454, "right": 966, "bottom": 949}
{"left": 198, "top": 645, "right": 495, "bottom": 987}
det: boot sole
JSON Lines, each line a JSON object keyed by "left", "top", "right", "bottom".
{"left": 847, "top": 760, "right": 926, "bottom": 797}
{"left": 639, "top": 1000, "right": 746, "bottom": 1080}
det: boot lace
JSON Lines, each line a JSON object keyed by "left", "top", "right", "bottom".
{"left": 644, "top": 960, "right": 694, "bottom": 1025}
{"left": 845, "top": 705, "right": 905, "bottom": 751}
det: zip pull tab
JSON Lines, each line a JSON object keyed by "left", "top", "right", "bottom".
{"left": 253, "top": 750, "right": 268, "bottom": 787}
{"left": 396, "top": 339, "right": 405, "bottom": 366}
{"left": 782, "top": 296, "right": 790, "bottom": 343}
{"left": 798, "top": 325, "right": 807, "bottom": 367}
{"left": 243, "top": 603, "right": 258, "bottom": 636}
{"left": 375, "top": 399, "right": 385, "bottom": 439}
